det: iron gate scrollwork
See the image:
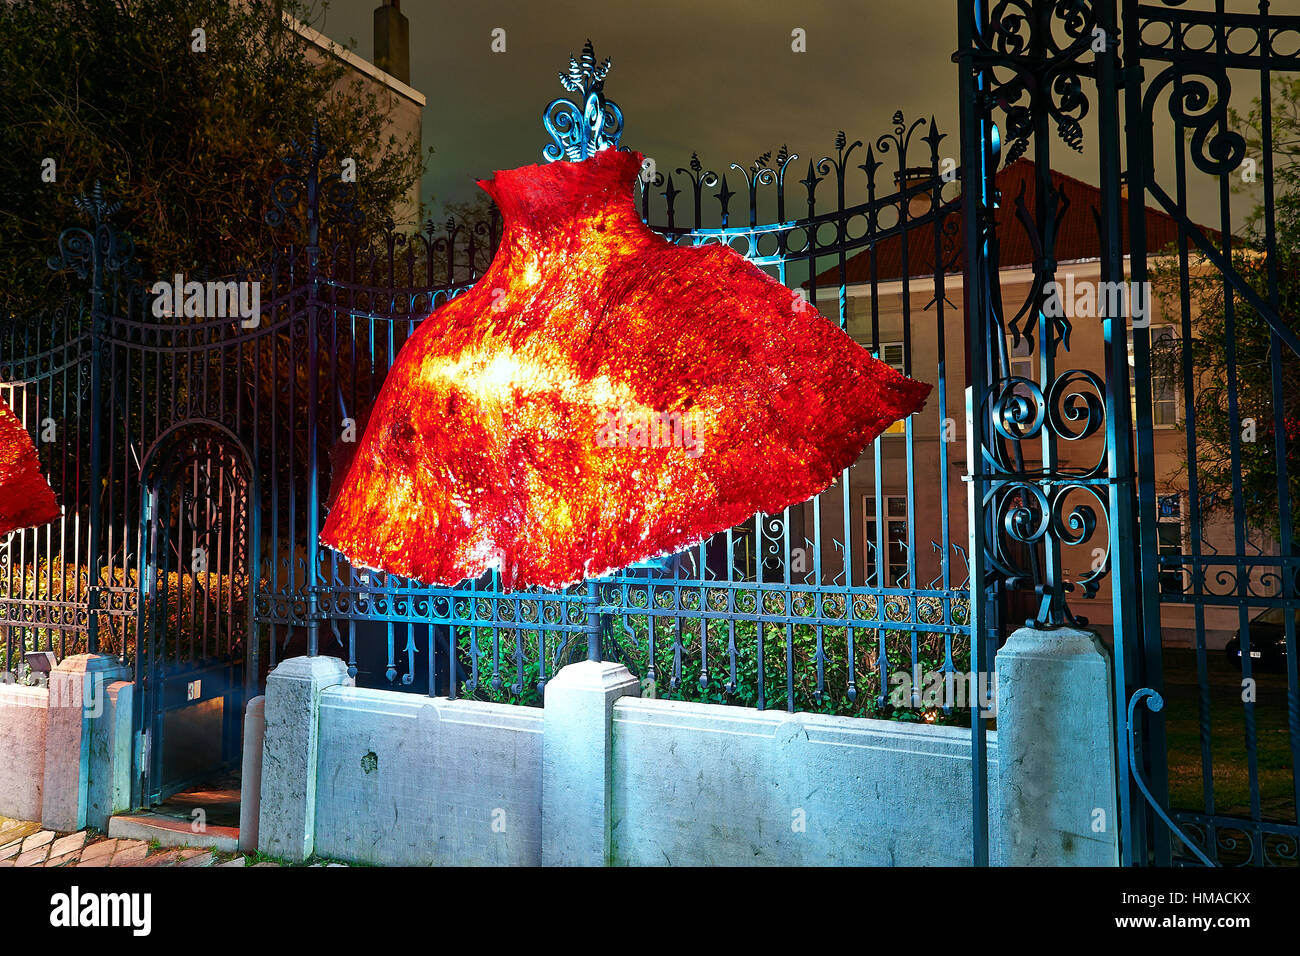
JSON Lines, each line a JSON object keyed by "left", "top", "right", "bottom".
{"left": 956, "top": 0, "right": 1137, "bottom": 867}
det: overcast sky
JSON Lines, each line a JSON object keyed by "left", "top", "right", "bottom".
{"left": 309, "top": 0, "right": 1300, "bottom": 232}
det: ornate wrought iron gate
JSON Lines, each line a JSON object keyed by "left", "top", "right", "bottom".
{"left": 957, "top": 0, "right": 1300, "bottom": 865}
{"left": 1124, "top": 0, "right": 1300, "bottom": 866}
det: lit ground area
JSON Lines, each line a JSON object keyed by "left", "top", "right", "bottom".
{"left": 1162, "top": 648, "right": 1297, "bottom": 825}
{"left": 0, "top": 772, "right": 351, "bottom": 868}
{"left": 0, "top": 814, "right": 350, "bottom": 867}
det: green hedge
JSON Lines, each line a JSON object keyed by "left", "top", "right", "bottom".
{"left": 457, "top": 613, "right": 972, "bottom": 724}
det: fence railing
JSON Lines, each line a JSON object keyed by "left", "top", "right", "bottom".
{"left": 1, "top": 104, "right": 981, "bottom": 721}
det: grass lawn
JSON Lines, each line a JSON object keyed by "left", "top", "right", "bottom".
{"left": 1160, "top": 648, "right": 1298, "bottom": 825}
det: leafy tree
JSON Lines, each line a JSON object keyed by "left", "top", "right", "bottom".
{"left": 1150, "top": 77, "right": 1300, "bottom": 544}
{"left": 0, "top": 0, "right": 432, "bottom": 660}
{"left": 0, "top": 0, "right": 429, "bottom": 320}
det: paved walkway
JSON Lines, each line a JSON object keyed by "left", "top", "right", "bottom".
{"left": 0, "top": 816, "right": 345, "bottom": 867}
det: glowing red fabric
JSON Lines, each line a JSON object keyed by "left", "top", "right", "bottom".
{"left": 0, "top": 397, "right": 59, "bottom": 536}
{"left": 320, "top": 148, "right": 930, "bottom": 590}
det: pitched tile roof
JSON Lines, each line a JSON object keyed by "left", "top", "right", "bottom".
{"left": 807, "top": 159, "right": 1203, "bottom": 288}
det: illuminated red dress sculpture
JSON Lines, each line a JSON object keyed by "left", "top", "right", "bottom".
{"left": 320, "top": 148, "right": 930, "bottom": 590}
{"left": 0, "top": 397, "right": 59, "bottom": 536}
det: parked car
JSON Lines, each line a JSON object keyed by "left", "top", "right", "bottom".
{"left": 1224, "top": 608, "right": 1296, "bottom": 672}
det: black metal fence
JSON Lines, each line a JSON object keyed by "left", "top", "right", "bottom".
{"left": 1, "top": 93, "right": 977, "bottom": 729}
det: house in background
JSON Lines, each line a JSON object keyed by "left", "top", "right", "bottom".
{"left": 795, "top": 159, "right": 1258, "bottom": 650}
{"left": 288, "top": 0, "right": 425, "bottom": 226}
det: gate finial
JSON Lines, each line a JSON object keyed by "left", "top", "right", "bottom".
{"left": 48, "top": 182, "right": 139, "bottom": 283}
{"left": 265, "top": 119, "right": 364, "bottom": 236}
{"left": 542, "top": 40, "right": 624, "bottom": 162}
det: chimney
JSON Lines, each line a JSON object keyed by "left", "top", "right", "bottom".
{"left": 894, "top": 166, "right": 935, "bottom": 220}
{"left": 374, "top": 0, "right": 410, "bottom": 84}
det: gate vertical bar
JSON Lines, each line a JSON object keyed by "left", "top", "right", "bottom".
{"left": 305, "top": 128, "right": 323, "bottom": 659}
{"left": 957, "top": 0, "right": 996, "bottom": 867}
{"left": 1104, "top": 0, "right": 1153, "bottom": 866}
{"left": 131, "top": 484, "right": 152, "bottom": 808}
{"left": 86, "top": 249, "right": 105, "bottom": 655}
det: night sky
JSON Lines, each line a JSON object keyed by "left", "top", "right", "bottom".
{"left": 311, "top": 0, "right": 1300, "bottom": 232}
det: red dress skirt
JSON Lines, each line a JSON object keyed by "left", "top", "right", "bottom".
{"left": 320, "top": 148, "right": 930, "bottom": 590}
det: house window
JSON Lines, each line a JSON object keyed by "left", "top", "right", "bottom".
{"left": 1007, "top": 334, "right": 1035, "bottom": 392}
{"left": 1130, "top": 325, "right": 1180, "bottom": 427}
{"left": 1150, "top": 326, "right": 1180, "bottom": 426}
{"left": 878, "top": 343, "right": 907, "bottom": 435}
{"left": 863, "top": 494, "right": 908, "bottom": 586}
{"left": 1156, "top": 493, "right": 1185, "bottom": 594}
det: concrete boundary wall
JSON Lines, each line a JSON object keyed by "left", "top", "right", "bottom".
{"left": 610, "top": 697, "right": 997, "bottom": 866}
{"left": 261, "top": 676, "right": 1000, "bottom": 866}
{"left": 0, "top": 629, "right": 1119, "bottom": 868}
{"left": 0, "top": 655, "right": 134, "bottom": 829}
{"left": 256, "top": 624, "right": 1119, "bottom": 866}
{"left": 312, "top": 688, "right": 543, "bottom": 866}
{"left": 0, "top": 683, "right": 50, "bottom": 821}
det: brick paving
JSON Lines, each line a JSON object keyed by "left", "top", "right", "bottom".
{"left": 14, "top": 848, "right": 47, "bottom": 867}
{"left": 22, "top": 830, "right": 54, "bottom": 852}
{"left": 0, "top": 815, "right": 348, "bottom": 868}
{"left": 78, "top": 838, "right": 118, "bottom": 863}
{"left": 108, "top": 841, "right": 150, "bottom": 866}
{"left": 48, "top": 832, "right": 86, "bottom": 858}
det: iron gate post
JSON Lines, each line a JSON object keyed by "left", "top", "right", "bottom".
{"left": 87, "top": 293, "right": 105, "bottom": 655}
{"left": 305, "top": 128, "right": 323, "bottom": 660}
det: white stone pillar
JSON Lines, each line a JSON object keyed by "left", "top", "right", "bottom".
{"left": 86, "top": 680, "right": 133, "bottom": 830}
{"left": 42, "top": 654, "right": 128, "bottom": 832}
{"left": 240, "top": 695, "right": 265, "bottom": 854}
{"left": 259, "top": 656, "right": 348, "bottom": 862}
{"left": 542, "top": 660, "right": 640, "bottom": 866}
{"left": 995, "top": 625, "right": 1119, "bottom": 865}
